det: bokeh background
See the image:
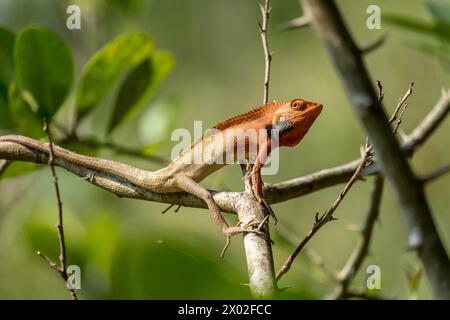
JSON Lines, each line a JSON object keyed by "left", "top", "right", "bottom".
{"left": 0, "top": 0, "right": 449, "bottom": 299}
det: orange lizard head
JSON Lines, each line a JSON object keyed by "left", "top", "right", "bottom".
{"left": 271, "top": 98, "right": 322, "bottom": 147}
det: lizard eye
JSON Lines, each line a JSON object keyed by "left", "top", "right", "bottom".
{"left": 291, "top": 99, "right": 306, "bottom": 111}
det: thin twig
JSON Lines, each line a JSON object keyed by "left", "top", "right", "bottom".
{"left": 376, "top": 81, "right": 384, "bottom": 104}
{"left": 279, "top": 15, "right": 311, "bottom": 31}
{"left": 275, "top": 223, "right": 335, "bottom": 279}
{"left": 330, "top": 175, "right": 384, "bottom": 299}
{"left": 276, "top": 144, "right": 373, "bottom": 281}
{"left": 389, "top": 82, "right": 414, "bottom": 125}
{"left": 258, "top": 0, "right": 272, "bottom": 104}
{"left": 360, "top": 33, "right": 388, "bottom": 54}
{"left": 38, "top": 118, "right": 78, "bottom": 300}
{"left": 404, "top": 88, "right": 450, "bottom": 154}
{"left": 420, "top": 164, "right": 450, "bottom": 184}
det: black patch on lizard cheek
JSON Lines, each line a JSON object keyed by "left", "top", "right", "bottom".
{"left": 266, "top": 120, "right": 294, "bottom": 138}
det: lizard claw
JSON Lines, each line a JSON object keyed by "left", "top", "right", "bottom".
{"left": 220, "top": 218, "right": 274, "bottom": 258}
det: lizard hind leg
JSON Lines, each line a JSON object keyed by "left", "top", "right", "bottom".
{"left": 174, "top": 175, "right": 271, "bottom": 258}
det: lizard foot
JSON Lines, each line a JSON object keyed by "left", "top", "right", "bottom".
{"left": 220, "top": 216, "right": 273, "bottom": 259}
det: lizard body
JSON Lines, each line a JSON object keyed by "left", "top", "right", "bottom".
{"left": 0, "top": 98, "right": 322, "bottom": 254}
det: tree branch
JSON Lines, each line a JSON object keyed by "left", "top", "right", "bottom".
{"left": 300, "top": 0, "right": 450, "bottom": 299}
{"left": 235, "top": 0, "right": 278, "bottom": 298}
{"left": 403, "top": 88, "right": 450, "bottom": 154}
{"left": 237, "top": 173, "right": 277, "bottom": 298}
{"left": 0, "top": 88, "right": 447, "bottom": 214}
{"left": 359, "top": 33, "right": 388, "bottom": 55}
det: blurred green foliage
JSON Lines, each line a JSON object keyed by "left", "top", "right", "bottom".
{"left": 0, "top": 0, "right": 449, "bottom": 300}
{"left": 14, "top": 25, "right": 74, "bottom": 118}
{"left": 385, "top": 0, "right": 450, "bottom": 65}
{"left": 0, "top": 24, "right": 172, "bottom": 178}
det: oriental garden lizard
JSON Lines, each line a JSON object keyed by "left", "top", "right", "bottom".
{"left": 0, "top": 98, "right": 322, "bottom": 255}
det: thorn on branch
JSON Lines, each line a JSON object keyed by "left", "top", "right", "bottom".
{"left": 420, "top": 164, "right": 450, "bottom": 184}
{"left": 389, "top": 82, "right": 414, "bottom": 126}
{"left": 360, "top": 33, "right": 388, "bottom": 54}
{"left": 275, "top": 147, "right": 372, "bottom": 282}
{"left": 376, "top": 80, "right": 384, "bottom": 103}
{"left": 161, "top": 204, "right": 182, "bottom": 214}
{"left": 278, "top": 15, "right": 311, "bottom": 31}
{"left": 330, "top": 175, "right": 384, "bottom": 300}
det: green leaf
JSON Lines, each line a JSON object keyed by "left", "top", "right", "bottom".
{"left": 384, "top": 15, "right": 435, "bottom": 34}
{"left": 14, "top": 25, "right": 74, "bottom": 118}
{"left": 8, "top": 83, "right": 44, "bottom": 138}
{"left": 108, "top": 51, "right": 173, "bottom": 132}
{"left": 0, "top": 92, "right": 14, "bottom": 131}
{"left": 426, "top": 1, "right": 450, "bottom": 25}
{"left": 384, "top": 15, "right": 450, "bottom": 41}
{"left": 0, "top": 27, "right": 15, "bottom": 87}
{"left": 76, "top": 33, "right": 154, "bottom": 120}
{"left": 415, "top": 40, "right": 450, "bottom": 64}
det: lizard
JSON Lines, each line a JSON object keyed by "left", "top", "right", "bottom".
{"left": 0, "top": 98, "right": 322, "bottom": 255}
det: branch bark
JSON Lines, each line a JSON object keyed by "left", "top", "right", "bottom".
{"left": 300, "top": 0, "right": 450, "bottom": 299}
{"left": 237, "top": 173, "right": 277, "bottom": 298}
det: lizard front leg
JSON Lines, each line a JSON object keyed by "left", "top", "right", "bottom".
{"left": 174, "top": 175, "right": 271, "bottom": 258}
{"left": 250, "top": 141, "right": 277, "bottom": 224}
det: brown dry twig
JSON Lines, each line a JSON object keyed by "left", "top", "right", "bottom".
{"left": 390, "top": 82, "right": 414, "bottom": 134}
{"left": 258, "top": 0, "right": 272, "bottom": 105}
{"left": 276, "top": 142, "right": 373, "bottom": 281}
{"left": 37, "top": 119, "right": 78, "bottom": 300}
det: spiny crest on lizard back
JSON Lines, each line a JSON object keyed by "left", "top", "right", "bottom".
{"left": 213, "top": 100, "right": 285, "bottom": 130}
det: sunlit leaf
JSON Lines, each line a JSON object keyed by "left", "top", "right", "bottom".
{"left": 108, "top": 51, "right": 173, "bottom": 133}
{"left": 76, "top": 33, "right": 154, "bottom": 120}
{"left": 384, "top": 15, "right": 438, "bottom": 36}
{"left": 14, "top": 25, "right": 74, "bottom": 118}
{"left": 138, "top": 96, "right": 179, "bottom": 144}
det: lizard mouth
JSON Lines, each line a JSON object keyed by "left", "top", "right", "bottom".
{"left": 302, "top": 104, "right": 323, "bottom": 120}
